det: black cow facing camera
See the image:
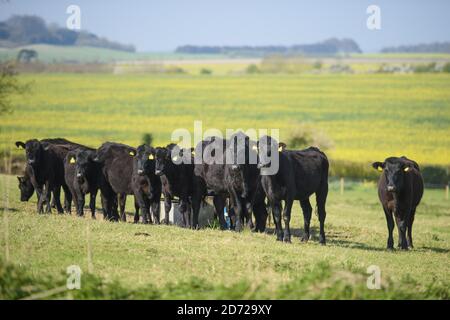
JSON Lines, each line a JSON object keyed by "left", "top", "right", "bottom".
{"left": 372, "top": 156, "right": 424, "bottom": 250}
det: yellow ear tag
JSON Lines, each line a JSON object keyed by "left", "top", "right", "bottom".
{"left": 172, "top": 155, "right": 178, "bottom": 162}
{"left": 18, "top": 145, "right": 23, "bottom": 150}
{"left": 252, "top": 145, "right": 258, "bottom": 151}
{"left": 377, "top": 166, "right": 383, "bottom": 172}
{"left": 278, "top": 146, "right": 283, "bottom": 152}
{"left": 404, "top": 167, "right": 410, "bottom": 172}
{"left": 129, "top": 151, "right": 135, "bottom": 156}
{"left": 191, "top": 151, "right": 195, "bottom": 155}
{"left": 69, "top": 157, "right": 76, "bottom": 164}
{"left": 148, "top": 154, "right": 154, "bottom": 160}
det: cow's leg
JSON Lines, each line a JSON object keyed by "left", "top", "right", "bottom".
{"left": 213, "top": 195, "right": 227, "bottom": 230}
{"left": 35, "top": 186, "right": 43, "bottom": 211}
{"left": 135, "top": 192, "right": 149, "bottom": 224}
{"left": 151, "top": 200, "right": 161, "bottom": 224}
{"left": 300, "top": 198, "right": 312, "bottom": 242}
{"left": 191, "top": 179, "right": 205, "bottom": 229}
{"left": 316, "top": 183, "right": 328, "bottom": 245}
{"left": 395, "top": 215, "right": 408, "bottom": 250}
{"left": 53, "top": 186, "right": 64, "bottom": 214}
{"left": 252, "top": 200, "right": 268, "bottom": 233}
{"left": 38, "top": 184, "right": 50, "bottom": 213}
{"left": 229, "top": 190, "right": 243, "bottom": 232}
{"left": 179, "top": 199, "right": 189, "bottom": 228}
{"left": 118, "top": 193, "right": 127, "bottom": 222}
{"left": 62, "top": 184, "right": 72, "bottom": 214}
{"left": 73, "top": 191, "right": 82, "bottom": 216}
{"left": 89, "top": 190, "right": 97, "bottom": 219}
{"left": 244, "top": 199, "right": 254, "bottom": 230}
{"left": 407, "top": 209, "right": 416, "bottom": 249}
{"left": 164, "top": 196, "right": 172, "bottom": 225}
{"left": 282, "top": 197, "right": 293, "bottom": 243}
{"left": 133, "top": 196, "right": 140, "bottom": 223}
{"left": 110, "top": 195, "right": 119, "bottom": 221}
{"left": 271, "top": 201, "right": 283, "bottom": 241}
{"left": 383, "top": 207, "right": 395, "bottom": 249}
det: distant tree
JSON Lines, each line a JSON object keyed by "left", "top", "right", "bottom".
{"left": 142, "top": 133, "right": 153, "bottom": 146}
{"left": 200, "top": 68, "right": 212, "bottom": 75}
{"left": 17, "top": 49, "right": 38, "bottom": 63}
{"left": 443, "top": 62, "right": 450, "bottom": 73}
{"left": 0, "top": 63, "right": 29, "bottom": 114}
{"left": 246, "top": 64, "right": 260, "bottom": 74}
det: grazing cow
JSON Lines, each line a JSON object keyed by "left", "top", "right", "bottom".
{"left": 257, "top": 135, "right": 329, "bottom": 243}
{"left": 131, "top": 144, "right": 162, "bottom": 224}
{"left": 372, "top": 156, "right": 424, "bottom": 250}
{"left": 14, "top": 140, "right": 72, "bottom": 213}
{"left": 154, "top": 144, "right": 194, "bottom": 227}
{"left": 17, "top": 165, "right": 35, "bottom": 202}
{"left": 94, "top": 142, "right": 140, "bottom": 221}
{"left": 64, "top": 147, "right": 103, "bottom": 218}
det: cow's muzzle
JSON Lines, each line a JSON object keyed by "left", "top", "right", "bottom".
{"left": 387, "top": 185, "right": 396, "bottom": 192}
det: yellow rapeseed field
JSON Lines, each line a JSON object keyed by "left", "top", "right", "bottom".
{"left": 1, "top": 73, "right": 449, "bottom": 165}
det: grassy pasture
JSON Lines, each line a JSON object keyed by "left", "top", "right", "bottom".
{"left": 1, "top": 73, "right": 449, "bottom": 166}
{"left": 0, "top": 174, "right": 449, "bottom": 299}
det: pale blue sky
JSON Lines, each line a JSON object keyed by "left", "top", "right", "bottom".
{"left": 1, "top": 0, "right": 449, "bottom": 52}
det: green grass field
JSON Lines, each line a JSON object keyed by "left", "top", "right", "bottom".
{"left": 0, "top": 174, "right": 449, "bottom": 299}
{"left": 1, "top": 73, "right": 449, "bottom": 166}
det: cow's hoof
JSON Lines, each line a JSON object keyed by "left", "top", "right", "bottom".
{"left": 301, "top": 235, "right": 309, "bottom": 242}
{"left": 283, "top": 237, "right": 292, "bottom": 243}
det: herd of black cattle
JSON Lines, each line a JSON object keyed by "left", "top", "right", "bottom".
{"left": 14, "top": 132, "right": 424, "bottom": 250}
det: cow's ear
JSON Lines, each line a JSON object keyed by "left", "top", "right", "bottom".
{"left": 372, "top": 161, "right": 384, "bottom": 171}
{"left": 278, "top": 142, "right": 287, "bottom": 152}
{"left": 17, "top": 176, "right": 23, "bottom": 182}
{"left": 15, "top": 141, "right": 26, "bottom": 149}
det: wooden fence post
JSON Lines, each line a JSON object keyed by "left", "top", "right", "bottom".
{"left": 340, "top": 177, "right": 344, "bottom": 195}
{"left": 446, "top": 184, "right": 449, "bottom": 200}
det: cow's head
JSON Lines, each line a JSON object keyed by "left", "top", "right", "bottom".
{"left": 372, "top": 157, "right": 414, "bottom": 193}
{"left": 17, "top": 175, "right": 34, "bottom": 201}
{"left": 256, "top": 136, "right": 283, "bottom": 175}
{"left": 154, "top": 146, "right": 171, "bottom": 176}
{"left": 67, "top": 149, "right": 95, "bottom": 182}
{"left": 134, "top": 144, "right": 155, "bottom": 176}
{"left": 16, "top": 139, "right": 44, "bottom": 167}
{"left": 226, "top": 132, "right": 258, "bottom": 198}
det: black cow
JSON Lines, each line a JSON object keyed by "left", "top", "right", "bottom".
{"left": 17, "top": 165, "right": 35, "bottom": 202}
{"left": 223, "top": 132, "right": 268, "bottom": 232}
{"left": 154, "top": 144, "right": 195, "bottom": 227}
{"left": 64, "top": 147, "right": 103, "bottom": 218}
{"left": 372, "top": 156, "right": 424, "bottom": 250}
{"left": 94, "top": 142, "right": 140, "bottom": 221}
{"left": 192, "top": 137, "right": 232, "bottom": 230}
{"left": 131, "top": 144, "right": 162, "bottom": 224}
{"left": 257, "top": 135, "right": 329, "bottom": 243}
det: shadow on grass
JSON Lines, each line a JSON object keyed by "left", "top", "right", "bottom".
{"left": 418, "top": 246, "right": 450, "bottom": 254}
{"left": 265, "top": 226, "right": 386, "bottom": 251}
